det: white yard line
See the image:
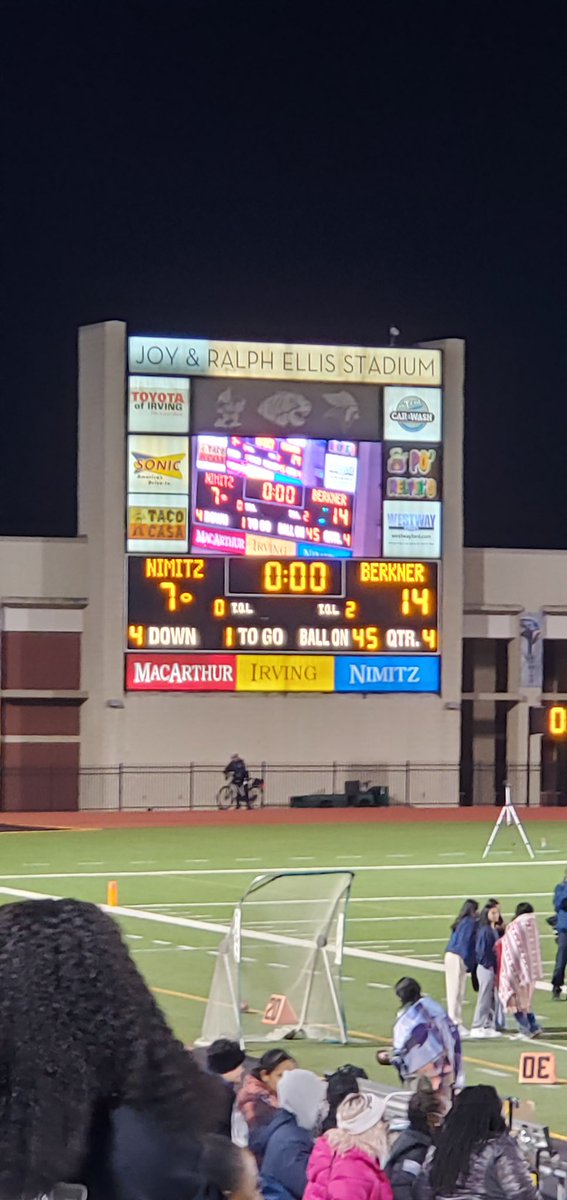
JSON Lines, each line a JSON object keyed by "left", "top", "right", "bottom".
{"left": 3, "top": 859, "right": 567, "bottom": 881}
{"left": 126, "top": 891, "right": 559, "bottom": 909}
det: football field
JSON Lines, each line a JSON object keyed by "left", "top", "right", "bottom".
{"left": 1, "top": 815, "right": 567, "bottom": 1135}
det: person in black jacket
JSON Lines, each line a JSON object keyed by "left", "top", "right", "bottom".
{"left": 0, "top": 898, "right": 223, "bottom": 1200}
{"left": 207, "top": 1039, "right": 246, "bottom": 1140}
{"left": 386, "top": 1085, "right": 445, "bottom": 1200}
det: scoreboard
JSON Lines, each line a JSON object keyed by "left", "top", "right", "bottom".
{"left": 124, "top": 336, "right": 444, "bottom": 692}
{"left": 127, "top": 556, "right": 439, "bottom": 655}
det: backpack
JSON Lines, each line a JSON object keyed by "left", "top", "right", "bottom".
{"left": 261, "top": 1175, "right": 295, "bottom": 1200}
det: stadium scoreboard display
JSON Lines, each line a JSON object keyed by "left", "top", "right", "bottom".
{"left": 125, "top": 336, "right": 443, "bottom": 693}
{"left": 127, "top": 557, "right": 439, "bottom": 654}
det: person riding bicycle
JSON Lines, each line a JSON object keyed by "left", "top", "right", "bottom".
{"left": 224, "top": 753, "right": 251, "bottom": 810}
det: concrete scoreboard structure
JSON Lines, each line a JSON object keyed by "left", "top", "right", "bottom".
{"left": 2, "top": 321, "right": 566, "bottom": 812}
{"left": 77, "top": 324, "right": 463, "bottom": 774}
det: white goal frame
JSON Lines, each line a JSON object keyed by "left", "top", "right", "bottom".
{"left": 197, "top": 869, "right": 354, "bottom": 1046}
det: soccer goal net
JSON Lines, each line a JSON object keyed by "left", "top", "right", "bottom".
{"left": 197, "top": 870, "right": 353, "bottom": 1046}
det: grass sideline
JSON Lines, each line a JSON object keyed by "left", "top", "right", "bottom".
{"left": 1, "top": 816, "right": 567, "bottom": 1134}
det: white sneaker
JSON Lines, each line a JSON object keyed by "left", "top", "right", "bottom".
{"left": 482, "top": 1029, "right": 502, "bottom": 1038}
{"left": 458, "top": 1025, "right": 470, "bottom": 1038}
{"left": 470, "top": 1028, "right": 485, "bottom": 1038}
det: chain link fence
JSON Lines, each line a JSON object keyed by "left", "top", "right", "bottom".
{"left": 0, "top": 763, "right": 557, "bottom": 812}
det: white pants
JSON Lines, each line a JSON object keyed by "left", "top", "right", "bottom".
{"left": 445, "top": 951, "right": 467, "bottom": 1025}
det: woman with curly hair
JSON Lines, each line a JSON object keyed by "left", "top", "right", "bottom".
{"left": 0, "top": 898, "right": 223, "bottom": 1200}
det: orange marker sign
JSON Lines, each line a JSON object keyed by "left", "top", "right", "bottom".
{"left": 262, "top": 994, "right": 298, "bottom": 1027}
{"left": 518, "top": 1052, "right": 556, "bottom": 1085}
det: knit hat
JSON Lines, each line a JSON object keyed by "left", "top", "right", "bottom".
{"left": 337, "top": 1091, "right": 387, "bottom": 1134}
{"left": 278, "top": 1068, "right": 327, "bottom": 1131}
{"left": 207, "top": 1038, "right": 246, "bottom": 1075}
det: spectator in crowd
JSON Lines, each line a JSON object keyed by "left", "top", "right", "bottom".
{"left": 376, "top": 978, "right": 462, "bottom": 1099}
{"left": 304, "top": 1091, "right": 392, "bottom": 1200}
{"left": 551, "top": 866, "right": 567, "bottom": 999}
{"left": 0, "top": 898, "right": 223, "bottom": 1200}
{"left": 254, "top": 1069, "right": 327, "bottom": 1200}
{"left": 237, "top": 1049, "right": 297, "bottom": 1137}
{"left": 385, "top": 1083, "right": 445, "bottom": 1200}
{"left": 470, "top": 901, "right": 505, "bottom": 1038}
{"left": 415, "top": 1084, "right": 538, "bottom": 1200}
{"left": 197, "top": 1135, "right": 262, "bottom": 1200}
{"left": 318, "top": 1065, "right": 369, "bottom": 1134}
{"left": 444, "top": 900, "right": 478, "bottom": 1035}
{"left": 207, "top": 1039, "right": 247, "bottom": 1141}
{"left": 498, "top": 902, "right": 543, "bottom": 1038}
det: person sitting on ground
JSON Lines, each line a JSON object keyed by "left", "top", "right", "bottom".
{"left": 376, "top": 978, "right": 462, "bottom": 1100}
{"left": 385, "top": 1082, "right": 445, "bottom": 1200}
{"left": 444, "top": 899, "right": 478, "bottom": 1036}
{"left": 0, "top": 898, "right": 223, "bottom": 1200}
{"left": 304, "top": 1091, "right": 393, "bottom": 1200}
{"left": 237, "top": 1049, "right": 297, "bottom": 1138}
{"left": 415, "top": 1084, "right": 538, "bottom": 1200}
{"left": 498, "top": 902, "right": 543, "bottom": 1038}
{"left": 207, "top": 1039, "right": 247, "bottom": 1142}
{"left": 318, "top": 1065, "right": 369, "bottom": 1134}
{"left": 253, "top": 1069, "right": 327, "bottom": 1199}
{"left": 197, "top": 1135, "right": 262, "bottom": 1200}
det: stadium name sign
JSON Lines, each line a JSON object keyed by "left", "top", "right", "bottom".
{"left": 129, "top": 337, "right": 442, "bottom": 386}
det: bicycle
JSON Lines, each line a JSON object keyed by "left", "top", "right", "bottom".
{"left": 216, "top": 777, "right": 265, "bottom": 810}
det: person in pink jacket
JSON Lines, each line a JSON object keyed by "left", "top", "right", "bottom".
{"left": 305, "top": 1091, "right": 393, "bottom": 1200}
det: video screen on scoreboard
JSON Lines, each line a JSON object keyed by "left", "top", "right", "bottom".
{"left": 190, "top": 435, "right": 382, "bottom": 558}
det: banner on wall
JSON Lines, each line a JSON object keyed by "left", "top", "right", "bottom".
{"left": 191, "top": 378, "right": 381, "bottom": 439}
{"left": 382, "top": 500, "right": 441, "bottom": 558}
{"left": 383, "top": 387, "right": 442, "bottom": 443}
{"left": 520, "top": 613, "right": 544, "bottom": 689}
{"left": 127, "top": 500, "right": 188, "bottom": 552}
{"left": 128, "top": 336, "right": 443, "bottom": 386}
{"left": 384, "top": 443, "right": 442, "bottom": 501}
{"left": 128, "top": 376, "right": 190, "bottom": 434}
{"left": 335, "top": 655, "right": 440, "bottom": 693}
{"left": 128, "top": 436, "right": 190, "bottom": 495}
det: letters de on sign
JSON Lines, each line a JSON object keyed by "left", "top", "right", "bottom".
{"left": 518, "top": 1051, "right": 556, "bottom": 1085}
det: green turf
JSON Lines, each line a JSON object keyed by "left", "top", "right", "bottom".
{"left": 1, "top": 817, "right": 567, "bottom": 1134}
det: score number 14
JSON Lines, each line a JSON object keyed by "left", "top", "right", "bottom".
{"left": 402, "top": 586, "right": 437, "bottom": 651}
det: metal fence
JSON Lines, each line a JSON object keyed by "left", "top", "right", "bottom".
{"left": 0, "top": 762, "right": 558, "bottom": 813}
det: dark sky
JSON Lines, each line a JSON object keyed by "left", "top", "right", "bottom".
{"left": 3, "top": 2, "right": 563, "bottom": 546}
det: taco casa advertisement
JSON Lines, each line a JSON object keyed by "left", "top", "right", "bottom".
{"left": 128, "top": 435, "right": 190, "bottom": 495}
{"left": 127, "top": 500, "right": 188, "bottom": 553}
{"left": 383, "top": 387, "right": 442, "bottom": 443}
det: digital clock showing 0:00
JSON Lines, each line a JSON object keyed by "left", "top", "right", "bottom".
{"left": 227, "top": 558, "right": 343, "bottom": 596}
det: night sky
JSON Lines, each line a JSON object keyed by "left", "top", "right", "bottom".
{"left": 3, "top": 3, "right": 562, "bottom": 546}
